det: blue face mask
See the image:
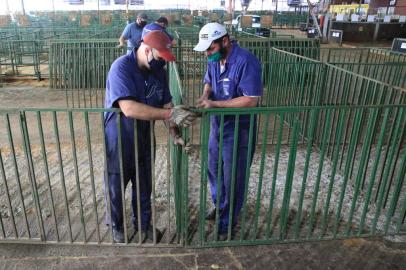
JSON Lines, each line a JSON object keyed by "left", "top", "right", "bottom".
{"left": 148, "top": 50, "right": 166, "bottom": 71}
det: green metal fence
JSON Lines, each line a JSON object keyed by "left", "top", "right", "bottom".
{"left": 280, "top": 47, "right": 406, "bottom": 89}
{"left": 265, "top": 48, "right": 406, "bottom": 108}
{"left": 168, "top": 48, "right": 406, "bottom": 247}
{"left": 0, "top": 59, "right": 405, "bottom": 248}
{"left": 320, "top": 48, "right": 406, "bottom": 89}
{"left": 0, "top": 108, "right": 184, "bottom": 246}
{"left": 49, "top": 40, "right": 124, "bottom": 107}
{"left": 186, "top": 104, "right": 405, "bottom": 247}
{"left": 0, "top": 40, "right": 45, "bottom": 80}
{"left": 0, "top": 26, "right": 122, "bottom": 80}
{"left": 272, "top": 12, "right": 308, "bottom": 29}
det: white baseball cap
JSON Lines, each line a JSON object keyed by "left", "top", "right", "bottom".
{"left": 193, "top": 23, "right": 227, "bottom": 52}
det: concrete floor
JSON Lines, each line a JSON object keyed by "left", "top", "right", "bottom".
{"left": 0, "top": 237, "right": 405, "bottom": 270}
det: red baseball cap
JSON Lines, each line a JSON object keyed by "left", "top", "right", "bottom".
{"left": 143, "top": 30, "right": 176, "bottom": 62}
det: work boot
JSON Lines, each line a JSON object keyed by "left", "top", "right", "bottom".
{"left": 113, "top": 229, "right": 125, "bottom": 243}
{"left": 217, "top": 229, "right": 236, "bottom": 241}
{"left": 205, "top": 207, "right": 217, "bottom": 220}
{"left": 136, "top": 226, "right": 163, "bottom": 243}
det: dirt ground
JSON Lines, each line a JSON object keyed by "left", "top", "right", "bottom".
{"left": 0, "top": 237, "right": 405, "bottom": 269}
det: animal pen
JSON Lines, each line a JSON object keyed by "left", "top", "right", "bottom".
{"left": 0, "top": 24, "right": 405, "bottom": 249}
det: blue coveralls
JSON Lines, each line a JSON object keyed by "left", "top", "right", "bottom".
{"left": 104, "top": 50, "right": 172, "bottom": 232}
{"left": 122, "top": 22, "right": 144, "bottom": 54}
{"left": 204, "top": 41, "right": 262, "bottom": 234}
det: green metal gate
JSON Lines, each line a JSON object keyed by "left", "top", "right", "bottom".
{"left": 0, "top": 108, "right": 183, "bottom": 246}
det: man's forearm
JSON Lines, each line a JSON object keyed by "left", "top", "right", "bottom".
{"left": 118, "top": 36, "right": 126, "bottom": 46}
{"left": 119, "top": 100, "right": 171, "bottom": 120}
{"left": 211, "top": 96, "right": 259, "bottom": 108}
{"left": 201, "top": 83, "right": 212, "bottom": 99}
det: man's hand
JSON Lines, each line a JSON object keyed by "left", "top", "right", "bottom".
{"left": 196, "top": 95, "right": 214, "bottom": 108}
{"left": 116, "top": 44, "right": 125, "bottom": 48}
{"left": 172, "top": 134, "right": 192, "bottom": 154}
{"left": 169, "top": 105, "right": 198, "bottom": 128}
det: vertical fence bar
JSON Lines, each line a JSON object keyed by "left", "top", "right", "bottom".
{"left": 372, "top": 107, "right": 405, "bottom": 235}
{"left": 307, "top": 109, "right": 332, "bottom": 239}
{"left": 36, "top": 111, "right": 59, "bottom": 241}
{"left": 116, "top": 112, "right": 128, "bottom": 244}
{"left": 5, "top": 114, "right": 30, "bottom": 238}
{"left": 227, "top": 115, "right": 240, "bottom": 241}
{"left": 239, "top": 114, "right": 255, "bottom": 241}
{"left": 84, "top": 111, "right": 100, "bottom": 244}
{"left": 199, "top": 113, "right": 210, "bottom": 245}
{"left": 333, "top": 109, "right": 363, "bottom": 238}
{"left": 384, "top": 144, "right": 406, "bottom": 234}
{"left": 182, "top": 126, "right": 190, "bottom": 245}
{"left": 319, "top": 109, "right": 347, "bottom": 238}
{"left": 265, "top": 112, "right": 284, "bottom": 240}
{"left": 68, "top": 111, "right": 86, "bottom": 242}
{"left": 52, "top": 111, "right": 73, "bottom": 242}
{"left": 101, "top": 112, "right": 113, "bottom": 244}
{"left": 0, "top": 146, "right": 18, "bottom": 238}
{"left": 133, "top": 120, "right": 143, "bottom": 244}
{"left": 345, "top": 108, "right": 379, "bottom": 236}
{"left": 358, "top": 108, "right": 390, "bottom": 235}
{"left": 294, "top": 109, "right": 318, "bottom": 239}
{"left": 279, "top": 117, "right": 299, "bottom": 240}
{"left": 213, "top": 114, "right": 224, "bottom": 241}
{"left": 150, "top": 120, "right": 158, "bottom": 244}
{"left": 166, "top": 129, "right": 171, "bottom": 244}
{"left": 19, "top": 111, "right": 46, "bottom": 240}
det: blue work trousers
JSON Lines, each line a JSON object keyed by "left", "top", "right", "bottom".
{"left": 207, "top": 116, "right": 256, "bottom": 234}
{"left": 104, "top": 156, "right": 152, "bottom": 232}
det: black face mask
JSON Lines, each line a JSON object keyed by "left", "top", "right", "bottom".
{"left": 137, "top": 20, "right": 147, "bottom": 28}
{"left": 148, "top": 50, "right": 166, "bottom": 71}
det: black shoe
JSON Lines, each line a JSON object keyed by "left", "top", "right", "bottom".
{"left": 218, "top": 233, "right": 228, "bottom": 241}
{"left": 217, "top": 230, "right": 236, "bottom": 241}
{"left": 205, "top": 208, "right": 217, "bottom": 220}
{"left": 113, "top": 229, "right": 125, "bottom": 243}
{"left": 136, "top": 226, "right": 163, "bottom": 243}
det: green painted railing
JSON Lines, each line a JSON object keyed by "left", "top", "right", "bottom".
{"left": 0, "top": 40, "right": 45, "bottom": 80}
{"left": 0, "top": 26, "right": 123, "bottom": 80}
{"left": 49, "top": 40, "right": 124, "bottom": 107}
{"left": 185, "top": 104, "right": 405, "bottom": 247}
{"left": 168, "top": 48, "right": 406, "bottom": 247}
{"left": 0, "top": 108, "right": 183, "bottom": 246}
{"left": 265, "top": 48, "right": 406, "bottom": 108}
{"left": 280, "top": 47, "right": 406, "bottom": 89}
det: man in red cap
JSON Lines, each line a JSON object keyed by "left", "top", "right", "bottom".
{"left": 104, "top": 30, "right": 197, "bottom": 243}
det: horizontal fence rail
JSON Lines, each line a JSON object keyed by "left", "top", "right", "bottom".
{"left": 0, "top": 108, "right": 182, "bottom": 246}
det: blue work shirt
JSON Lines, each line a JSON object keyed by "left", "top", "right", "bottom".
{"left": 142, "top": 22, "right": 174, "bottom": 41}
{"left": 204, "top": 41, "right": 262, "bottom": 127}
{"left": 122, "top": 22, "right": 144, "bottom": 51}
{"left": 104, "top": 50, "right": 172, "bottom": 173}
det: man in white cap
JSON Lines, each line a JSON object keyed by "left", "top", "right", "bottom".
{"left": 194, "top": 22, "right": 263, "bottom": 240}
